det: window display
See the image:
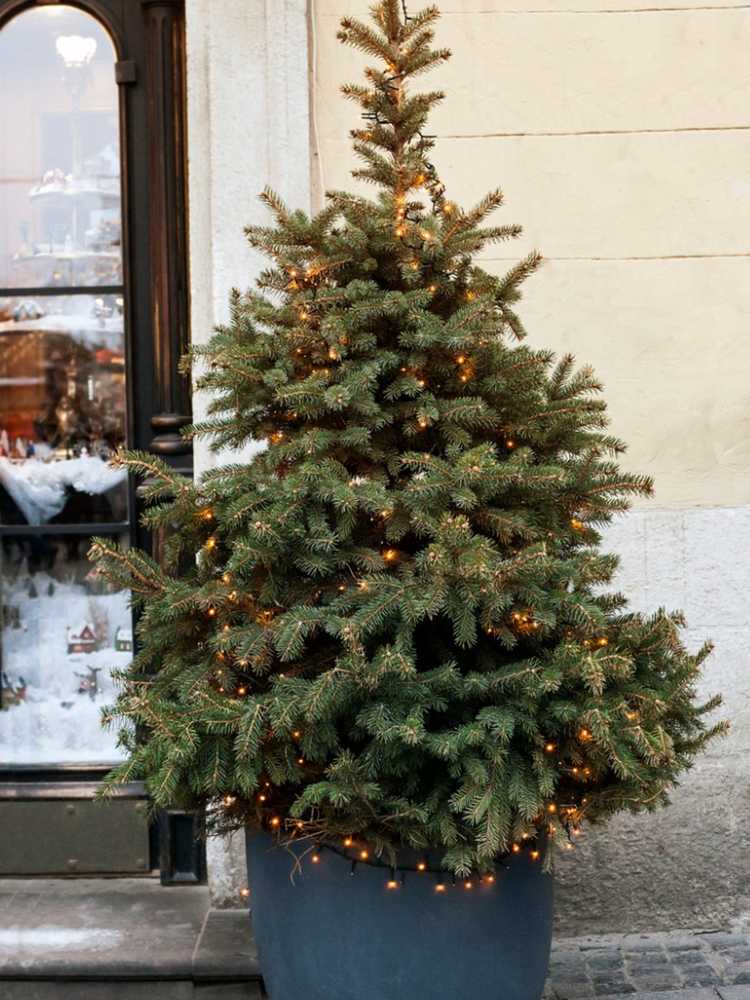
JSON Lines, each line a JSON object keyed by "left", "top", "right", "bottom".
{"left": 0, "top": 532, "right": 131, "bottom": 763}
{"left": 0, "top": 293, "right": 128, "bottom": 524}
{"left": 0, "top": 8, "right": 122, "bottom": 289}
{"left": 0, "top": 6, "right": 132, "bottom": 764}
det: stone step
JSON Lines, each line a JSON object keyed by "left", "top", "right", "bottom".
{"left": 0, "top": 880, "right": 262, "bottom": 998}
{"left": 0, "top": 983, "right": 262, "bottom": 1000}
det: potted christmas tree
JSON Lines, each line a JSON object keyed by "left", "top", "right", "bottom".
{"left": 91, "top": 4, "right": 726, "bottom": 999}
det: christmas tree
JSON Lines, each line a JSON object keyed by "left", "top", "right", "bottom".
{"left": 91, "top": 0, "right": 726, "bottom": 876}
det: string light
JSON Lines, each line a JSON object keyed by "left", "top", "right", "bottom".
{"left": 312, "top": 853, "right": 321, "bottom": 864}
{"left": 344, "top": 837, "right": 354, "bottom": 848}
{"left": 506, "top": 439, "right": 516, "bottom": 449}
{"left": 387, "top": 879, "right": 399, "bottom": 890}
{"left": 270, "top": 817, "right": 281, "bottom": 828}
{"left": 359, "top": 850, "right": 369, "bottom": 861}
{"left": 435, "top": 882, "right": 446, "bottom": 893}
{"left": 417, "top": 862, "right": 427, "bottom": 872}
{"left": 530, "top": 850, "right": 540, "bottom": 861}
{"left": 545, "top": 742, "right": 556, "bottom": 753}
{"left": 382, "top": 549, "right": 399, "bottom": 563}
{"left": 578, "top": 728, "right": 593, "bottom": 742}
{"left": 464, "top": 881, "right": 473, "bottom": 891}
{"left": 240, "top": 887, "right": 250, "bottom": 899}
{"left": 570, "top": 518, "right": 585, "bottom": 531}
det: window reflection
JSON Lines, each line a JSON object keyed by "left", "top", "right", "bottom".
{"left": 0, "top": 532, "right": 130, "bottom": 764}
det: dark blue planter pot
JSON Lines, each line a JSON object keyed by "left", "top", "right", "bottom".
{"left": 246, "top": 832, "right": 553, "bottom": 1000}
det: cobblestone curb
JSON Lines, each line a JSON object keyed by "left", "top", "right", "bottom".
{"left": 545, "top": 932, "right": 750, "bottom": 998}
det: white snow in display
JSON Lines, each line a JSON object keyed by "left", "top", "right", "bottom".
{"left": 4, "top": 312, "right": 124, "bottom": 351}
{"left": 0, "top": 574, "right": 131, "bottom": 764}
{"left": 0, "top": 456, "right": 127, "bottom": 524}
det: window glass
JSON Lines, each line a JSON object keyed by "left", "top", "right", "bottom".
{"left": 0, "top": 7, "right": 122, "bottom": 289}
{"left": 0, "top": 7, "right": 131, "bottom": 765}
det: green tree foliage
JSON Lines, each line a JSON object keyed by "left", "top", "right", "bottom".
{"left": 91, "top": 1, "right": 726, "bottom": 876}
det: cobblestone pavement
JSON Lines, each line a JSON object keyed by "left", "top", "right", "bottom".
{"left": 545, "top": 932, "right": 750, "bottom": 999}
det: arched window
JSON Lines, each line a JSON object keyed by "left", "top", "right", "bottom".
{"left": 0, "top": 0, "right": 193, "bottom": 879}
{"left": 0, "top": 5, "right": 130, "bottom": 765}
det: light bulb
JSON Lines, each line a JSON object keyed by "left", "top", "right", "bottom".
{"left": 56, "top": 34, "right": 97, "bottom": 69}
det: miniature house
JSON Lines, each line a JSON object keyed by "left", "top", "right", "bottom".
{"left": 114, "top": 626, "right": 133, "bottom": 652}
{"left": 67, "top": 623, "right": 98, "bottom": 655}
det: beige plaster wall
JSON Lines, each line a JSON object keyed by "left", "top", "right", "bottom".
{"left": 310, "top": 0, "right": 750, "bottom": 508}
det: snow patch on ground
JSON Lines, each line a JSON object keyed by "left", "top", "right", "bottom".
{"left": 0, "top": 927, "right": 122, "bottom": 951}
